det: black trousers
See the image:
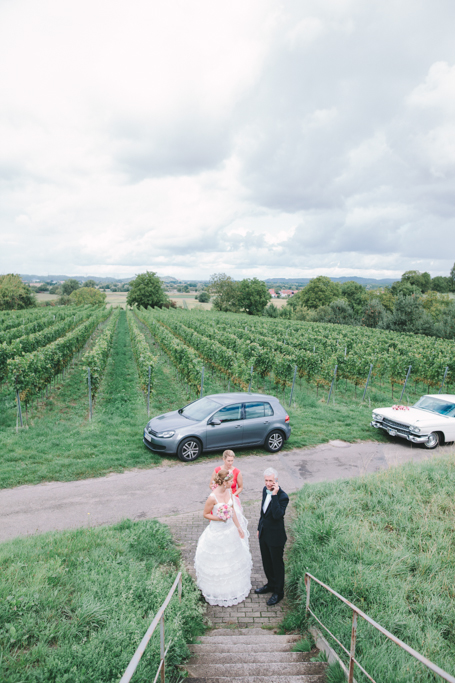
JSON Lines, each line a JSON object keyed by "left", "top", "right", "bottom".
{"left": 259, "top": 537, "right": 285, "bottom": 596}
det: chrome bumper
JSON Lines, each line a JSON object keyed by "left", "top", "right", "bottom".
{"left": 370, "top": 421, "right": 429, "bottom": 444}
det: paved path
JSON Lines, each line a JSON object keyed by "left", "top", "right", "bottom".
{"left": 0, "top": 440, "right": 451, "bottom": 543}
{"left": 162, "top": 502, "right": 285, "bottom": 628}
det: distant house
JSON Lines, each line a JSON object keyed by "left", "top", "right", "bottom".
{"left": 268, "top": 289, "right": 277, "bottom": 298}
{"left": 280, "top": 289, "right": 296, "bottom": 298}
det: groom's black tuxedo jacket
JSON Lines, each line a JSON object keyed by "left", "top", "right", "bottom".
{"left": 258, "top": 486, "right": 289, "bottom": 546}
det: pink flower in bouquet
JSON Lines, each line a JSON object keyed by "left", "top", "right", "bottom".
{"left": 392, "top": 405, "right": 410, "bottom": 411}
{"left": 216, "top": 504, "right": 232, "bottom": 522}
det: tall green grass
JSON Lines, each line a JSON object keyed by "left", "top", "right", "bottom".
{"left": 0, "top": 519, "right": 204, "bottom": 682}
{"left": 285, "top": 455, "right": 455, "bottom": 682}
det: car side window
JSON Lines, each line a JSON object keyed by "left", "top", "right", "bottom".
{"left": 244, "top": 402, "right": 265, "bottom": 419}
{"left": 212, "top": 403, "right": 243, "bottom": 423}
{"left": 264, "top": 402, "right": 274, "bottom": 416}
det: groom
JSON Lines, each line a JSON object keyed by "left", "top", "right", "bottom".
{"left": 255, "top": 467, "right": 289, "bottom": 606}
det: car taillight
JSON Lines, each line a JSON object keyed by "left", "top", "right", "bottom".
{"left": 285, "top": 414, "right": 290, "bottom": 423}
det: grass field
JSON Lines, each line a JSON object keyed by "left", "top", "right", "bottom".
{"left": 5, "top": 305, "right": 437, "bottom": 489}
{"left": 285, "top": 454, "right": 455, "bottom": 682}
{"left": 8, "top": 304, "right": 454, "bottom": 490}
{"left": 0, "top": 518, "right": 204, "bottom": 682}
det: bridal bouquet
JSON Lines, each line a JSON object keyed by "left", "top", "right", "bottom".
{"left": 392, "top": 405, "right": 410, "bottom": 411}
{"left": 216, "top": 504, "right": 232, "bottom": 522}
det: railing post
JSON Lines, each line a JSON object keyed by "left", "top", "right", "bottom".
{"left": 248, "top": 365, "right": 253, "bottom": 393}
{"left": 305, "top": 574, "right": 311, "bottom": 613}
{"left": 178, "top": 573, "right": 182, "bottom": 603}
{"left": 160, "top": 614, "right": 165, "bottom": 683}
{"left": 348, "top": 610, "right": 358, "bottom": 683}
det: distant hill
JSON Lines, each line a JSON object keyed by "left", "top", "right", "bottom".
{"left": 20, "top": 274, "right": 178, "bottom": 284}
{"left": 265, "top": 276, "right": 397, "bottom": 287}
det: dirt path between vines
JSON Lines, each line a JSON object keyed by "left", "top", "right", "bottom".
{"left": 1, "top": 439, "right": 452, "bottom": 543}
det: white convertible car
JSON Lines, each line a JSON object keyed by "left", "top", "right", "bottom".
{"left": 371, "top": 394, "right": 455, "bottom": 449}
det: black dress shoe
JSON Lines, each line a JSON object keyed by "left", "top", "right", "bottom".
{"left": 254, "top": 585, "right": 271, "bottom": 594}
{"left": 267, "top": 593, "right": 284, "bottom": 606}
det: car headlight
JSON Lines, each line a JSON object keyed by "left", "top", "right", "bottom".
{"left": 410, "top": 426, "right": 421, "bottom": 434}
{"left": 372, "top": 413, "right": 383, "bottom": 421}
{"left": 156, "top": 430, "right": 175, "bottom": 438}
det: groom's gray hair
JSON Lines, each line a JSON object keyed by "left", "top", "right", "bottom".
{"left": 264, "top": 467, "right": 278, "bottom": 478}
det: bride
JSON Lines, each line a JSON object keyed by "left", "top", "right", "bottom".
{"left": 194, "top": 469, "right": 252, "bottom": 606}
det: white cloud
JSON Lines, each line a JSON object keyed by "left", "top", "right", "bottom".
{"left": 1, "top": 0, "right": 455, "bottom": 279}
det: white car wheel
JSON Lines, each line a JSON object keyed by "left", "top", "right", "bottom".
{"left": 424, "top": 432, "right": 440, "bottom": 449}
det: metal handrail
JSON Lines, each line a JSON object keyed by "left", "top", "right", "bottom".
{"left": 304, "top": 572, "right": 455, "bottom": 683}
{"left": 120, "top": 572, "right": 183, "bottom": 683}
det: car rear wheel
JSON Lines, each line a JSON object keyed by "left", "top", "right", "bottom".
{"left": 177, "top": 438, "right": 202, "bottom": 462}
{"left": 424, "top": 432, "right": 441, "bottom": 449}
{"left": 264, "top": 430, "right": 284, "bottom": 453}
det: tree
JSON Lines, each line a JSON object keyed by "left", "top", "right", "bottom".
{"left": 340, "top": 281, "right": 367, "bottom": 317}
{"left": 379, "top": 294, "right": 434, "bottom": 335}
{"left": 83, "top": 279, "right": 97, "bottom": 288}
{"left": 361, "top": 298, "right": 386, "bottom": 328}
{"left": 401, "top": 270, "right": 431, "bottom": 293}
{"left": 209, "top": 273, "right": 240, "bottom": 312}
{"left": 450, "top": 263, "right": 455, "bottom": 292}
{"left": 312, "top": 299, "right": 355, "bottom": 325}
{"left": 197, "top": 291, "right": 210, "bottom": 303}
{"left": 430, "top": 276, "right": 451, "bottom": 293}
{"left": 294, "top": 276, "right": 342, "bottom": 309}
{"left": 70, "top": 287, "right": 106, "bottom": 305}
{"left": 49, "top": 285, "right": 61, "bottom": 294}
{"left": 390, "top": 280, "right": 421, "bottom": 297}
{"left": 0, "top": 274, "right": 37, "bottom": 310}
{"left": 126, "top": 271, "right": 168, "bottom": 308}
{"left": 264, "top": 303, "right": 280, "bottom": 318}
{"left": 237, "top": 278, "right": 271, "bottom": 316}
{"left": 62, "top": 279, "right": 80, "bottom": 295}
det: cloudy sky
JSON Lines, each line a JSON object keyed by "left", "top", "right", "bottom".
{"left": 1, "top": 0, "right": 455, "bottom": 280}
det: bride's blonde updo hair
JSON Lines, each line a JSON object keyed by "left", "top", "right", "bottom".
{"left": 213, "top": 468, "right": 233, "bottom": 487}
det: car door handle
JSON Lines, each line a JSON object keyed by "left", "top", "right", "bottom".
{"left": 235, "top": 425, "right": 242, "bottom": 429}
{"left": 263, "top": 421, "right": 269, "bottom": 424}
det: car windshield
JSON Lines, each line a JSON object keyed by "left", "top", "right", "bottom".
{"left": 413, "top": 396, "right": 455, "bottom": 417}
{"left": 181, "top": 397, "right": 222, "bottom": 421}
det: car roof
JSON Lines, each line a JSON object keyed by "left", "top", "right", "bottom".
{"left": 204, "top": 393, "right": 279, "bottom": 406}
{"left": 424, "top": 394, "right": 455, "bottom": 401}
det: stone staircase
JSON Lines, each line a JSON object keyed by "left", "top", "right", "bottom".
{"left": 184, "top": 627, "right": 328, "bottom": 683}
{"left": 162, "top": 503, "right": 328, "bottom": 683}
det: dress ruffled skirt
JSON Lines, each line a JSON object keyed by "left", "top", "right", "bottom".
{"left": 194, "top": 515, "right": 252, "bottom": 607}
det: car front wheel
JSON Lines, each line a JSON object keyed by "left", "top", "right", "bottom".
{"left": 424, "top": 432, "right": 441, "bottom": 450}
{"left": 264, "top": 430, "right": 284, "bottom": 453}
{"left": 177, "top": 438, "right": 202, "bottom": 462}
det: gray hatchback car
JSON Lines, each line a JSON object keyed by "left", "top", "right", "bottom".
{"left": 143, "top": 392, "right": 291, "bottom": 462}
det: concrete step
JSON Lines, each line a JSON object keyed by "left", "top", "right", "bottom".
{"left": 189, "top": 642, "right": 298, "bottom": 654}
{"left": 197, "top": 634, "right": 300, "bottom": 645}
{"left": 208, "top": 628, "right": 279, "bottom": 636}
{"left": 185, "top": 662, "right": 327, "bottom": 678}
{"left": 186, "top": 652, "right": 314, "bottom": 665}
{"left": 183, "top": 676, "right": 326, "bottom": 683}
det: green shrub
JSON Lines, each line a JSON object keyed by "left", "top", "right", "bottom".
{"left": 286, "top": 455, "right": 455, "bottom": 683}
{"left": 0, "top": 519, "right": 204, "bottom": 682}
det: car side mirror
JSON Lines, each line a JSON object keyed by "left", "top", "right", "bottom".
{"left": 209, "top": 418, "right": 221, "bottom": 426}
{"left": 178, "top": 408, "right": 183, "bottom": 414}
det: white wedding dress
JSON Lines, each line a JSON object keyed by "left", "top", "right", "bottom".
{"left": 194, "top": 492, "right": 252, "bottom": 606}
